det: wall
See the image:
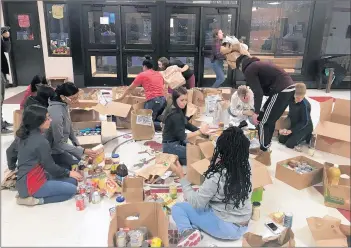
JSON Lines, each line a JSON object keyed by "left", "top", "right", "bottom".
{"left": 0, "top": 0, "right": 13, "bottom": 84}
{"left": 37, "top": 1, "right": 74, "bottom": 81}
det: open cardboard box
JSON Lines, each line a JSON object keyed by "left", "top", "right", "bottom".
{"left": 70, "top": 100, "right": 100, "bottom": 122}
{"left": 122, "top": 176, "right": 144, "bottom": 203}
{"left": 113, "top": 96, "right": 146, "bottom": 129}
{"left": 323, "top": 162, "right": 350, "bottom": 210}
{"left": 108, "top": 202, "right": 169, "bottom": 247}
{"left": 314, "top": 98, "right": 351, "bottom": 158}
{"left": 275, "top": 156, "right": 324, "bottom": 190}
{"left": 243, "top": 228, "right": 295, "bottom": 247}
{"left": 72, "top": 121, "right": 117, "bottom": 147}
{"left": 307, "top": 215, "right": 350, "bottom": 247}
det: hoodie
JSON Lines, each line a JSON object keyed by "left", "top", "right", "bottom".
{"left": 46, "top": 100, "right": 84, "bottom": 159}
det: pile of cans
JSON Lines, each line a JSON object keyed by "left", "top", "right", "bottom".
{"left": 75, "top": 183, "right": 103, "bottom": 211}
{"left": 75, "top": 125, "right": 101, "bottom": 136}
{"left": 115, "top": 227, "right": 162, "bottom": 247}
{"left": 294, "top": 161, "right": 314, "bottom": 174}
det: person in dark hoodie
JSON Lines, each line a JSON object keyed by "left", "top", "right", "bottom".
{"left": 162, "top": 87, "right": 209, "bottom": 165}
{"left": 279, "top": 83, "right": 313, "bottom": 149}
{"left": 225, "top": 41, "right": 295, "bottom": 166}
{"left": 16, "top": 105, "right": 82, "bottom": 206}
{"left": 6, "top": 85, "right": 55, "bottom": 171}
{"left": 47, "top": 82, "right": 97, "bottom": 169}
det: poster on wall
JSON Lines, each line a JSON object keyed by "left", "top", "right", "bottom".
{"left": 18, "top": 14, "right": 30, "bottom": 28}
{"left": 100, "top": 17, "right": 109, "bottom": 25}
{"left": 52, "top": 5, "right": 64, "bottom": 19}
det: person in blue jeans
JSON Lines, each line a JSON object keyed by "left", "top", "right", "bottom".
{"left": 171, "top": 126, "right": 252, "bottom": 247}
{"left": 211, "top": 29, "right": 226, "bottom": 88}
{"left": 15, "top": 105, "right": 82, "bottom": 206}
{"left": 162, "top": 87, "right": 209, "bottom": 165}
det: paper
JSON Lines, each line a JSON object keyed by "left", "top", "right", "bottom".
{"left": 136, "top": 115, "right": 152, "bottom": 126}
{"left": 52, "top": 5, "right": 64, "bottom": 19}
{"left": 100, "top": 17, "right": 109, "bottom": 24}
{"left": 18, "top": 15, "right": 30, "bottom": 28}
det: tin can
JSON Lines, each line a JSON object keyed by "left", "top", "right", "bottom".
{"left": 283, "top": 212, "right": 293, "bottom": 228}
{"left": 92, "top": 191, "right": 101, "bottom": 204}
{"left": 109, "top": 207, "right": 116, "bottom": 217}
{"left": 82, "top": 193, "right": 89, "bottom": 206}
{"left": 71, "top": 164, "right": 78, "bottom": 171}
{"left": 169, "top": 184, "right": 178, "bottom": 199}
{"left": 116, "top": 228, "right": 127, "bottom": 247}
{"left": 75, "top": 195, "right": 85, "bottom": 211}
{"left": 78, "top": 185, "right": 86, "bottom": 194}
{"left": 86, "top": 187, "right": 93, "bottom": 203}
{"left": 129, "top": 230, "right": 144, "bottom": 247}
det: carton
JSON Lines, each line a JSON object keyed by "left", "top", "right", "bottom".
{"left": 13, "top": 110, "right": 23, "bottom": 136}
{"left": 108, "top": 202, "right": 169, "bottom": 247}
{"left": 323, "top": 162, "right": 350, "bottom": 210}
{"left": 243, "top": 228, "right": 295, "bottom": 247}
{"left": 314, "top": 98, "right": 351, "bottom": 158}
{"left": 70, "top": 100, "right": 100, "bottom": 122}
{"left": 122, "top": 177, "right": 144, "bottom": 203}
{"left": 307, "top": 215, "right": 350, "bottom": 247}
{"left": 275, "top": 156, "right": 324, "bottom": 190}
{"left": 72, "top": 121, "right": 117, "bottom": 147}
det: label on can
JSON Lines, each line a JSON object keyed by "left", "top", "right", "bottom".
{"left": 75, "top": 195, "right": 85, "bottom": 211}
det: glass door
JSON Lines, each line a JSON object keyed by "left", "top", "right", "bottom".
{"left": 200, "top": 7, "right": 237, "bottom": 87}
{"left": 121, "top": 5, "right": 158, "bottom": 85}
{"left": 82, "top": 4, "right": 121, "bottom": 86}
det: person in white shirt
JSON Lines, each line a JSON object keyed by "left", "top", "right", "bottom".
{"left": 228, "top": 85, "right": 254, "bottom": 128}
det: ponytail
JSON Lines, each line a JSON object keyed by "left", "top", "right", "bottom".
{"left": 16, "top": 124, "right": 30, "bottom": 140}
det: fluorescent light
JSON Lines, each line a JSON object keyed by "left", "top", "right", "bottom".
{"left": 268, "top": 2, "right": 281, "bottom": 5}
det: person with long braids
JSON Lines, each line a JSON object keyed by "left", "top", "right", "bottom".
{"left": 171, "top": 126, "right": 252, "bottom": 247}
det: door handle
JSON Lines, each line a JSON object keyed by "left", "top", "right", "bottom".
{"left": 33, "top": 45, "right": 41, "bottom": 49}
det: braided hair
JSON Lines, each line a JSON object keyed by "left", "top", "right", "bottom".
{"left": 203, "top": 126, "right": 252, "bottom": 209}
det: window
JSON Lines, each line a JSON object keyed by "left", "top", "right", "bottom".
{"left": 88, "top": 11, "right": 116, "bottom": 45}
{"left": 322, "top": 0, "right": 351, "bottom": 55}
{"left": 170, "top": 14, "right": 196, "bottom": 45}
{"left": 91, "top": 56, "right": 117, "bottom": 78}
{"left": 45, "top": 3, "right": 70, "bottom": 56}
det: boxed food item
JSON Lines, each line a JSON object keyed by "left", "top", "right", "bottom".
{"left": 275, "top": 156, "right": 324, "bottom": 190}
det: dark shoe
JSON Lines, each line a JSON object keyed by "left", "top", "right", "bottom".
{"left": 238, "top": 120, "right": 248, "bottom": 129}
{"left": 4, "top": 121, "right": 13, "bottom": 127}
{"left": 177, "top": 229, "right": 201, "bottom": 247}
{"left": 1, "top": 127, "right": 13, "bottom": 135}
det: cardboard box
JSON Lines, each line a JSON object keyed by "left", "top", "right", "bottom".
{"left": 243, "top": 228, "right": 295, "bottom": 247}
{"left": 315, "top": 98, "right": 351, "bottom": 158}
{"left": 13, "top": 110, "right": 23, "bottom": 136}
{"left": 122, "top": 177, "right": 144, "bottom": 203}
{"left": 323, "top": 162, "right": 350, "bottom": 210}
{"left": 108, "top": 202, "right": 169, "bottom": 247}
{"left": 251, "top": 159, "right": 273, "bottom": 190}
{"left": 307, "top": 215, "right": 350, "bottom": 247}
{"left": 114, "top": 96, "right": 146, "bottom": 129}
{"left": 187, "top": 159, "right": 211, "bottom": 185}
{"left": 70, "top": 100, "right": 100, "bottom": 122}
{"left": 72, "top": 121, "right": 117, "bottom": 147}
{"left": 275, "top": 156, "right": 324, "bottom": 190}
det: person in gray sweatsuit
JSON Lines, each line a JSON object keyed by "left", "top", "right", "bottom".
{"left": 170, "top": 126, "right": 252, "bottom": 246}
{"left": 46, "top": 83, "right": 97, "bottom": 169}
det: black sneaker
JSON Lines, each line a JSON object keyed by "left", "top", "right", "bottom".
{"left": 1, "top": 127, "right": 13, "bottom": 135}
{"left": 4, "top": 121, "right": 13, "bottom": 127}
{"left": 177, "top": 229, "right": 201, "bottom": 247}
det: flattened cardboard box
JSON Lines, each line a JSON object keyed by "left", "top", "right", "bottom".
{"left": 315, "top": 98, "right": 351, "bottom": 158}
{"left": 108, "top": 202, "right": 169, "bottom": 247}
{"left": 323, "top": 162, "right": 350, "bottom": 211}
{"left": 307, "top": 215, "right": 350, "bottom": 247}
{"left": 122, "top": 177, "right": 144, "bottom": 203}
{"left": 275, "top": 156, "right": 324, "bottom": 190}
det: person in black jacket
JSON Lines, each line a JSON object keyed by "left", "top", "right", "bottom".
{"left": 162, "top": 87, "right": 209, "bottom": 165}
{"left": 279, "top": 83, "right": 313, "bottom": 149}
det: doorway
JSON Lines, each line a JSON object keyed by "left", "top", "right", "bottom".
{"left": 3, "top": 2, "right": 45, "bottom": 86}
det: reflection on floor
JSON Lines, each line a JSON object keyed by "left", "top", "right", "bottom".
{"left": 1, "top": 86, "right": 350, "bottom": 247}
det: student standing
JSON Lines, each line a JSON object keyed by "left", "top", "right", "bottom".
{"left": 211, "top": 29, "right": 225, "bottom": 88}
{"left": 118, "top": 56, "right": 166, "bottom": 131}
{"left": 279, "top": 83, "right": 313, "bottom": 149}
{"left": 16, "top": 105, "right": 82, "bottom": 206}
{"left": 171, "top": 127, "right": 252, "bottom": 246}
{"left": 162, "top": 87, "right": 208, "bottom": 165}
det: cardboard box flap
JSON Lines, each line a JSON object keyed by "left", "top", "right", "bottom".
{"left": 251, "top": 159, "right": 273, "bottom": 189}
{"left": 191, "top": 159, "right": 210, "bottom": 175}
{"left": 319, "top": 99, "right": 333, "bottom": 122}
{"left": 315, "top": 121, "right": 350, "bottom": 142}
{"left": 243, "top": 228, "right": 295, "bottom": 247}
{"left": 122, "top": 176, "right": 144, "bottom": 189}
{"left": 101, "top": 121, "right": 118, "bottom": 141}
{"left": 71, "top": 100, "right": 99, "bottom": 109}
{"left": 331, "top": 99, "right": 351, "bottom": 126}
{"left": 93, "top": 102, "right": 131, "bottom": 118}
{"left": 186, "top": 103, "right": 198, "bottom": 117}
{"left": 198, "top": 141, "right": 215, "bottom": 159}
{"left": 122, "top": 177, "right": 144, "bottom": 203}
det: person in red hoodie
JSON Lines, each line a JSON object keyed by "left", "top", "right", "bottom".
{"left": 19, "top": 75, "right": 48, "bottom": 110}
{"left": 15, "top": 105, "right": 82, "bottom": 206}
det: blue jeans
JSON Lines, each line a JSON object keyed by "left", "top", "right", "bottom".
{"left": 162, "top": 141, "right": 186, "bottom": 165}
{"left": 211, "top": 60, "right": 225, "bottom": 88}
{"left": 172, "top": 202, "right": 248, "bottom": 240}
{"left": 144, "top": 96, "right": 166, "bottom": 131}
{"left": 33, "top": 178, "right": 77, "bottom": 204}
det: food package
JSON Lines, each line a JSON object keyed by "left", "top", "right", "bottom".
{"left": 92, "top": 144, "right": 105, "bottom": 165}
{"left": 106, "top": 178, "right": 121, "bottom": 198}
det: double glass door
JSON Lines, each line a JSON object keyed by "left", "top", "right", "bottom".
{"left": 82, "top": 4, "right": 237, "bottom": 87}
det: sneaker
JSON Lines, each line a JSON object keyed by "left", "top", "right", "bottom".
{"left": 16, "top": 197, "right": 40, "bottom": 206}
{"left": 4, "top": 121, "right": 13, "bottom": 127}
{"left": 1, "top": 127, "right": 13, "bottom": 135}
{"left": 177, "top": 229, "right": 202, "bottom": 247}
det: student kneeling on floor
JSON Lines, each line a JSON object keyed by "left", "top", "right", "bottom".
{"left": 16, "top": 105, "right": 83, "bottom": 206}
{"left": 278, "top": 83, "right": 313, "bottom": 149}
{"left": 171, "top": 126, "right": 252, "bottom": 246}
{"left": 162, "top": 87, "right": 209, "bottom": 165}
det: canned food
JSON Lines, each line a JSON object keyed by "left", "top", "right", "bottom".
{"left": 283, "top": 212, "right": 293, "bottom": 228}
{"left": 169, "top": 184, "right": 178, "bottom": 199}
{"left": 109, "top": 207, "right": 116, "bottom": 217}
{"left": 92, "top": 191, "right": 101, "bottom": 204}
{"left": 75, "top": 195, "right": 85, "bottom": 211}
{"left": 129, "top": 230, "right": 144, "bottom": 247}
{"left": 78, "top": 185, "right": 86, "bottom": 194}
{"left": 116, "top": 228, "right": 127, "bottom": 247}
{"left": 82, "top": 193, "right": 89, "bottom": 206}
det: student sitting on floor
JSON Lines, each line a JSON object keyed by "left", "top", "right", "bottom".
{"left": 279, "top": 83, "right": 313, "bottom": 149}
{"left": 171, "top": 126, "right": 252, "bottom": 247}
{"left": 16, "top": 105, "right": 82, "bottom": 206}
{"left": 20, "top": 75, "right": 48, "bottom": 110}
{"left": 7, "top": 85, "right": 55, "bottom": 171}
{"left": 228, "top": 85, "right": 255, "bottom": 128}
{"left": 162, "top": 87, "right": 209, "bottom": 165}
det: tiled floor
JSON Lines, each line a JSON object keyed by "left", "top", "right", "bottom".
{"left": 1, "top": 86, "right": 350, "bottom": 247}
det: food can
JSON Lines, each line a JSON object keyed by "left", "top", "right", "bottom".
{"left": 116, "top": 228, "right": 127, "bottom": 247}
{"left": 283, "top": 212, "right": 293, "bottom": 228}
{"left": 78, "top": 185, "right": 86, "bottom": 194}
{"left": 129, "top": 230, "right": 144, "bottom": 247}
{"left": 92, "top": 191, "right": 101, "bottom": 204}
{"left": 169, "top": 184, "right": 178, "bottom": 199}
{"left": 75, "top": 195, "right": 85, "bottom": 211}
{"left": 82, "top": 193, "right": 89, "bottom": 206}
{"left": 109, "top": 207, "right": 116, "bottom": 217}
{"left": 86, "top": 187, "right": 93, "bottom": 203}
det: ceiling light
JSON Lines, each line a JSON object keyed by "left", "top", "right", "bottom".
{"left": 268, "top": 2, "right": 281, "bottom": 5}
